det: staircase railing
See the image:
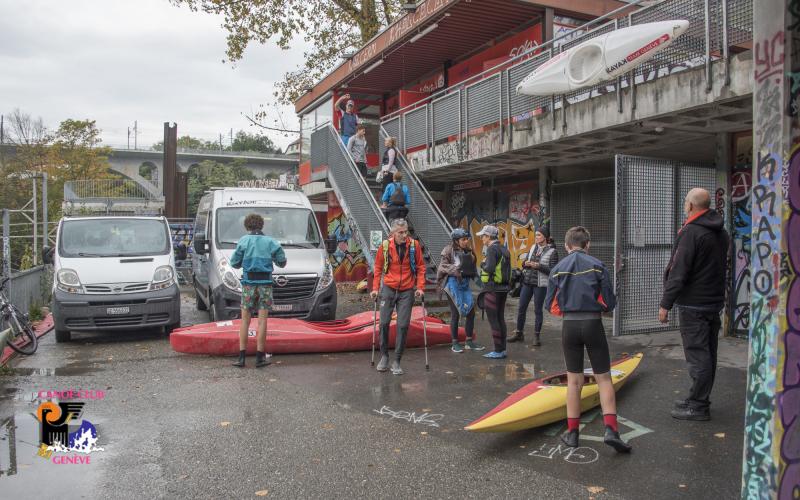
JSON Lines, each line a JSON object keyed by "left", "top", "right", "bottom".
{"left": 379, "top": 126, "right": 453, "bottom": 271}
{"left": 311, "top": 124, "right": 389, "bottom": 269}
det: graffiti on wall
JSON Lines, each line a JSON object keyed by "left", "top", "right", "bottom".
{"left": 455, "top": 216, "right": 537, "bottom": 268}
{"left": 780, "top": 144, "right": 800, "bottom": 500}
{"left": 327, "top": 194, "right": 368, "bottom": 282}
{"left": 743, "top": 28, "right": 785, "bottom": 499}
{"left": 466, "top": 127, "right": 502, "bottom": 162}
{"left": 732, "top": 135, "right": 753, "bottom": 335}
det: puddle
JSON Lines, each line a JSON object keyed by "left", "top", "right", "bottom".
{"left": 2, "top": 366, "right": 100, "bottom": 377}
{"left": 446, "top": 362, "right": 536, "bottom": 384}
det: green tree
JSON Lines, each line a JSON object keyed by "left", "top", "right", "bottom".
{"left": 152, "top": 135, "right": 219, "bottom": 151}
{"left": 187, "top": 159, "right": 257, "bottom": 215}
{"left": 230, "top": 130, "right": 280, "bottom": 154}
{"left": 171, "top": 0, "right": 401, "bottom": 105}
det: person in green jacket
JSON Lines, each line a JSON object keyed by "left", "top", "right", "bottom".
{"left": 229, "top": 213, "right": 287, "bottom": 368}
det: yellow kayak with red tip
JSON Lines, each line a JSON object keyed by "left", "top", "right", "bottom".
{"left": 465, "top": 353, "right": 643, "bottom": 433}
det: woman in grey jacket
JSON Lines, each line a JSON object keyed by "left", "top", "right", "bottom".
{"left": 509, "top": 227, "right": 558, "bottom": 347}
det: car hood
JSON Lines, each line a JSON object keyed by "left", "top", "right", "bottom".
{"left": 59, "top": 254, "right": 172, "bottom": 284}
{"left": 218, "top": 248, "right": 327, "bottom": 276}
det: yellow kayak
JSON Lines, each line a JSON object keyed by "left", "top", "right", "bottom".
{"left": 465, "top": 353, "right": 643, "bottom": 432}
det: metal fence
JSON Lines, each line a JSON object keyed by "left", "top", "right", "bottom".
{"left": 168, "top": 218, "right": 195, "bottom": 287}
{"left": 380, "top": 0, "right": 753, "bottom": 169}
{"left": 64, "top": 179, "right": 162, "bottom": 201}
{"left": 6, "top": 265, "right": 52, "bottom": 315}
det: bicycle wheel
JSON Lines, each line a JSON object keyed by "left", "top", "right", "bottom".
{"left": 4, "top": 310, "right": 38, "bottom": 355}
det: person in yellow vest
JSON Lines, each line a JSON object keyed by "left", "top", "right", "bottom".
{"left": 370, "top": 219, "right": 426, "bottom": 375}
{"left": 477, "top": 225, "right": 511, "bottom": 359}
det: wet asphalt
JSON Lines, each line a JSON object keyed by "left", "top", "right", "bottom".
{"left": 0, "top": 289, "right": 748, "bottom": 499}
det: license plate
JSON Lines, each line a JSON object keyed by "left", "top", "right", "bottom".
{"left": 107, "top": 307, "right": 130, "bottom": 315}
{"left": 271, "top": 304, "right": 292, "bottom": 312}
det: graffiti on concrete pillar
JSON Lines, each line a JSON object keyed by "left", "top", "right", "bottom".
{"left": 732, "top": 136, "right": 753, "bottom": 335}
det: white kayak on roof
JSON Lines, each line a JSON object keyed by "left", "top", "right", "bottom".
{"left": 516, "top": 20, "right": 690, "bottom": 96}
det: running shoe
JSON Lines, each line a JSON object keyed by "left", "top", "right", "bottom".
{"left": 451, "top": 342, "right": 464, "bottom": 353}
{"left": 464, "top": 340, "right": 485, "bottom": 351}
{"left": 390, "top": 360, "right": 404, "bottom": 375}
{"left": 482, "top": 350, "right": 507, "bottom": 359}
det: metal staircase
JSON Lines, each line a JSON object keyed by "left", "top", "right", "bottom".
{"left": 310, "top": 124, "right": 454, "bottom": 283}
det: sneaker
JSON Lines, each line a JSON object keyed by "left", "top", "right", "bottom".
{"left": 464, "top": 340, "right": 486, "bottom": 351}
{"left": 482, "top": 350, "right": 507, "bottom": 359}
{"left": 376, "top": 355, "right": 389, "bottom": 372}
{"left": 674, "top": 399, "right": 689, "bottom": 409}
{"left": 390, "top": 360, "right": 404, "bottom": 376}
{"left": 561, "top": 429, "right": 579, "bottom": 448}
{"left": 603, "top": 426, "right": 632, "bottom": 453}
{"left": 671, "top": 406, "right": 710, "bottom": 421}
{"left": 451, "top": 342, "right": 464, "bottom": 353}
{"left": 507, "top": 330, "right": 524, "bottom": 343}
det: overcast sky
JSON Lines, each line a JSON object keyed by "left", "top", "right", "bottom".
{"left": 0, "top": 0, "right": 307, "bottom": 151}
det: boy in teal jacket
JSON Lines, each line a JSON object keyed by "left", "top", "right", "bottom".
{"left": 230, "top": 213, "right": 287, "bottom": 367}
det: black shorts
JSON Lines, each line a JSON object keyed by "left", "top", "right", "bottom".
{"left": 562, "top": 319, "right": 611, "bottom": 374}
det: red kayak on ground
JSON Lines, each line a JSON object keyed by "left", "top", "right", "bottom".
{"left": 170, "top": 306, "right": 465, "bottom": 355}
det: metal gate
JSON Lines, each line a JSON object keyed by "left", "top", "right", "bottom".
{"left": 550, "top": 178, "right": 616, "bottom": 274}
{"left": 614, "top": 155, "right": 716, "bottom": 336}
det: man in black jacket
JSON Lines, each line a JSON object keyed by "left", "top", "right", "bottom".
{"left": 659, "top": 188, "right": 729, "bottom": 421}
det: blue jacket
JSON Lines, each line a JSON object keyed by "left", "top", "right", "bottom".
{"left": 544, "top": 250, "right": 616, "bottom": 315}
{"left": 230, "top": 231, "right": 287, "bottom": 285}
{"left": 382, "top": 182, "right": 411, "bottom": 206}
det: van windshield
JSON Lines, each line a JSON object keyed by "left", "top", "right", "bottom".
{"left": 59, "top": 219, "right": 170, "bottom": 258}
{"left": 215, "top": 207, "right": 322, "bottom": 249}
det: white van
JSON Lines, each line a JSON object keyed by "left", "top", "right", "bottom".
{"left": 44, "top": 216, "right": 183, "bottom": 342}
{"left": 191, "top": 188, "right": 337, "bottom": 321}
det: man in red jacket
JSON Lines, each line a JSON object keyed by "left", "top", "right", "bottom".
{"left": 371, "top": 219, "right": 426, "bottom": 375}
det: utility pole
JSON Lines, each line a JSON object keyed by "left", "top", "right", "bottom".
{"left": 1, "top": 114, "right": 4, "bottom": 144}
{"left": 134, "top": 120, "right": 138, "bottom": 150}
{"left": 32, "top": 177, "right": 37, "bottom": 266}
{"left": 42, "top": 173, "right": 48, "bottom": 247}
{"left": 127, "top": 127, "right": 131, "bottom": 149}
{"left": 230, "top": 128, "right": 233, "bottom": 149}
{"left": 219, "top": 133, "right": 223, "bottom": 152}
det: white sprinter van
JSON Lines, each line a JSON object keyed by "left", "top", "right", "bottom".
{"left": 44, "top": 216, "right": 183, "bottom": 342}
{"left": 191, "top": 188, "right": 337, "bottom": 321}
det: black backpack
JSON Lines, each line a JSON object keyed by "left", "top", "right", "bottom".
{"left": 390, "top": 182, "right": 406, "bottom": 206}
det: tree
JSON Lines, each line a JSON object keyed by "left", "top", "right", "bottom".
{"left": 151, "top": 135, "right": 219, "bottom": 151}
{"left": 187, "top": 159, "right": 257, "bottom": 214}
{"left": 172, "top": 0, "right": 401, "bottom": 106}
{"left": 230, "top": 130, "right": 279, "bottom": 154}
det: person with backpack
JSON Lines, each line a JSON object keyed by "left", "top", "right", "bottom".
{"left": 509, "top": 226, "right": 559, "bottom": 347}
{"left": 476, "top": 225, "right": 511, "bottom": 359}
{"left": 544, "top": 226, "right": 631, "bottom": 453}
{"left": 229, "top": 213, "right": 287, "bottom": 368}
{"left": 437, "top": 228, "right": 485, "bottom": 353}
{"left": 381, "top": 171, "right": 410, "bottom": 223}
{"left": 379, "top": 136, "right": 398, "bottom": 194}
{"left": 370, "top": 218, "right": 426, "bottom": 375}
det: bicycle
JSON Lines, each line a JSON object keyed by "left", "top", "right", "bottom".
{"left": 0, "top": 277, "right": 38, "bottom": 355}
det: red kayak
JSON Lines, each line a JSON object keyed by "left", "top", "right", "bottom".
{"left": 170, "top": 306, "right": 465, "bottom": 355}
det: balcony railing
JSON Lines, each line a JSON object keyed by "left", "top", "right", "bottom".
{"left": 379, "top": 0, "right": 753, "bottom": 172}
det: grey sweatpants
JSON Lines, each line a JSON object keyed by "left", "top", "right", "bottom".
{"left": 379, "top": 286, "right": 414, "bottom": 360}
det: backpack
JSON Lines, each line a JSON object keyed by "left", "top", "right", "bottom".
{"left": 382, "top": 239, "right": 417, "bottom": 276}
{"left": 480, "top": 246, "right": 510, "bottom": 286}
{"left": 389, "top": 183, "right": 406, "bottom": 206}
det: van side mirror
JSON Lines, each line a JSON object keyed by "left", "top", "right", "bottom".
{"left": 43, "top": 246, "right": 54, "bottom": 264}
{"left": 193, "top": 236, "right": 207, "bottom": 255}
{"left": 175, "top": 243, "right": 188, "bottom": 261}
{"left": 324, "top": 238, "right": 338, "bottom": 255}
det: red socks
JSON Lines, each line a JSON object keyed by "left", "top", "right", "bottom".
{"left": 603, "top": 414, "right": 618, "bottom": 432}
{"left": 567, "top": 418, "right": 580, "bottom": 431}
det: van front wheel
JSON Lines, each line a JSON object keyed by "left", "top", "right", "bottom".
{"left": 55, "top": 329, "right": 71, "bottom": 343}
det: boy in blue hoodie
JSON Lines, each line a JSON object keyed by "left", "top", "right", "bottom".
{"left": 230, "top": 213, "right": 287, "bottom": 368}
{"left": 545, "top": 226, "right": 631, "bottom": 453}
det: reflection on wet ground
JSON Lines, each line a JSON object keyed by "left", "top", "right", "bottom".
{"left": 2, "top": 366, "right": 100, "bottom": 377}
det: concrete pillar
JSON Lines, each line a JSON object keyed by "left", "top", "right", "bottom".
{"left": 743, "top": 1, "right": 799, "bottom": 498}
{"left": 538, "top": 166, "right": 550, "bottom": 228}
{"left": 715, "top": 133, "right": 732, "bottom": 335}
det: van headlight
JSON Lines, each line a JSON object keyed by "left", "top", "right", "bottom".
{"left": 151, "top": 266, "right": 175, "bottom": 290}
{"left": 56, "top": 269, "right": 82, "bottom": 294}
{"left": 316, "top": 260, "right": 334, "bottom": 291}
{"left": 218, "top": 258, "right": 241, "bottom": 292}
